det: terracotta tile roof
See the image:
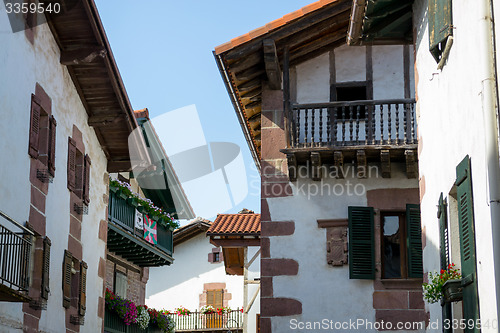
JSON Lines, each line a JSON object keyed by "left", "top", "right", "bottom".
{"left": 207, "top": 213, "right": 261, "bottom": 236}
{"left": 134, "top": 108, "right": 149, "bottom": 119}
{"left": 214, "top": 0, "right": 339, "bottom": 54}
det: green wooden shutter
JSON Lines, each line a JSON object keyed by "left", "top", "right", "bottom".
{"left": 406, "top": 204, "right": 423, "bottom": 278}
{"left": 348, "top": 206, "right": 375, "bottom": 279}
{"left": 428, "top": 0, "right": 453, "bottom": 62}
{"left": 438, "top": 193, "right": 452, "bottom": 333}
{"left": 456, "top": 155, "right": 480, "bottom": 331}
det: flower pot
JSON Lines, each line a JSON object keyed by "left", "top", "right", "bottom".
{"left": 109, "top": 185, "right": 119, "bottom": 194}
{"left": 151, "top": 215, "right": 159, "bottom": 222}
{"left": 137, "top": 206, "right": 148, "bottom": 214}
{"left": 118, "top": 190, "right": 128, "bottom": 200}
{"left": 127, "top": 197, "right": 139, "bottom": 207}
{"left": 442, "top": 279, "right": 463, "bottom": 303}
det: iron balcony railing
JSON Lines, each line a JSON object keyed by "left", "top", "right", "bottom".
{"left": 0, "top": 210, "right": 34, "bottom": 294}
{"left": 108, "top": 192, "right": 173, "bottom": 255}
{"left": 288, "top": 99, "right": 417, "bottom": 148}
{"left": 174, "top": 310, "right": 243, "bottom": 332}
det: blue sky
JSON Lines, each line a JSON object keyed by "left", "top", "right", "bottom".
{"left": 94, "top": 0, "right": 313, "bottom": 220}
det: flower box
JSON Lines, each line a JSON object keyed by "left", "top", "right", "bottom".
{"left": 442, "top": 279, "right": 463, "bottom": 303}
{"left": 127, "top": 197, "right": 139, "bottom": 207}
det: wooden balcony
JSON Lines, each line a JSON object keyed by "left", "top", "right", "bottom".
{"left": 0, "top": 210, "right": 33, "bottom": 302}
{"left": 107, "top": 192, "right": 174, "bottom": 267}
{"left": 282, "top": 99, "right": 418, "bottom": 180}
{"left": 174, "top": 310, "right": 243, "bottom": 333}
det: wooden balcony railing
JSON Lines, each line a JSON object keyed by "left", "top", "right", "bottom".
{"left": 174, "top": 310, "right": 243, "bottom": 332}
{"left": 288, "top": 99, "right": 417, "bottom": 148}
{"left": 0, "top": 210, "right": 33, "bottom": 298}
{"left": 108, "top": 192, "right": 173, "bottom": 257}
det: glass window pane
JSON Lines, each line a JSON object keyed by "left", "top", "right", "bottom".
{"left": 383, "top": 216, "right": 401, "bottom": 278}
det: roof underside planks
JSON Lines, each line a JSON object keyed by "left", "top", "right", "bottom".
{"left": 214, "top": 0, "right": 352, "bottom": 169}
{"left": 45, "top": 0, "right": 137, "bottom": 172}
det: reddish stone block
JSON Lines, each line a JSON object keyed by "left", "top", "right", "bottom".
{"left": 261, "top": 277, "right": 273, "bottom": 297}
{"left": 421, "top": 225, "right": 426, "bottom": 249}
{"left": 261, "top": 298, "right": 302, "bottom": 317}
{"left": 260, "top": 317, "right": 272, "bottom": 333}
{"left": 261, "top": 258, "right": 298, "bottom": 276}
{"left": 261, "top": 199, "right": 271, "bottom": 222}
{"left": 261, "top": 128, "right": 286, "bottom": 159}
{"left": 419, "top": 175, "right": 426, "bottom": 202}
{"left": 262, "top": 173, "right": 289, "bottom": 183}
{"left": 376, "top": 310, "right": 427, "bottom": 330}
{"left": 69, "top": 215, "right": 81, "bottom": 240}
{"left": 99, "top": 219, "right": 107, "bottom": 242}
{"left": 409, "top": 291, "right": 425, "bottom": 309}
{"left": 262, "top": 87, "right": 284, "bottom": 111}
{"left": 261, "top": 182, "right": 293, "bottom": 198}
{"left": 366, "top": 188, "right": 419, "bottom": 211}
{"left": 23, "top": 313, "right": 39, "bottom": 333}
{"left": 68, "top": 235, "right": 82, "bottom": 261}
{"left": 98, "top": 257, "right": 106, "bottom": 278}
{"left": 261, "top": 237, "right": 270, "bottom": 258}
{"left": 262, "top": 111, "right": 275, "bottom": 129}
{"left": 261, "top": 221, "right": 295, "bottom": 237}
{"left": 35, "top": 83, "right": 52, "bottom": 114}
{"left": 204, "top": 282, "right": 226, "bottom": 290}
{"left": 98, "top": 296, "right": 105, "bottom": 318}
{"left": 29, "top": 159, "right": 48, "bottom": 194}
{"left": 373, "top": 291, "right": 408, "bottom": 309}
{"left": 29, "top": 206, "right": 45, "bottom": 236}
{"left": 30, "top": 185, "right": 46, "bottom": 214}
{"left": 261, "top": 160, "right": 280, "bottom": 176}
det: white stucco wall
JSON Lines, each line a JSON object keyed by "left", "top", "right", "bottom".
{"left": 0, "top": 12, "right": 108, "bottom": 333}
{"left": 413, "top": 0, "right": 499, "bottom": 330}
{"left": 268, "top": 165, "right": 418, "bottom": 333}
{"left": 146, "top": 232, "right": 260, "bottom": 332}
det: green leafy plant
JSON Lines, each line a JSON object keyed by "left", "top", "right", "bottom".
{"left": 175, "top": 306, "right": 191, "bottom": 316}
{"left": 423, "top": 263, "right": 461, "bottom": 304}
{"left": 110, "top": 178, "right": 179, "bottom": 229}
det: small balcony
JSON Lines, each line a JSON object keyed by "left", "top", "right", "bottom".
{"left": 282, "top": 99, "right": 418, "bottom": 179}
{"left": 0, "top": 210, "right": 33, "bottom": 302}
{"left": 104, "top": 308, "right": 163, "bottom": 333}
{"left": 107, "top": 192, "right": 174, "bottom": 267}
{"left": 174, "top": 310, "right": 243, "bottom": 333}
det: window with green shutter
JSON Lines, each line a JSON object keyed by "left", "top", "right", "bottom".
{"left": 428, "top": 0, "right": 453, "bottom": 63}
{"left": 406, "top": 204, "right": 423, "bottom": 278}
{"left": 348, "top": 206, "right": 375, "bottom": 279}
{"left": 438, "top": 193, "right": 452, "bottom": 332}
{"left": 456, "top": 155, "right": 480, "bottom": 330}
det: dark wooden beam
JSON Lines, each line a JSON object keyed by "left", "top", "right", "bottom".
{"left": 405, "top": 149, "right": 418, "bottom": 178}
{"left": 287, "top": 153, "right": 297, "bottom": 182}
{"left": 210, "top": 238, "right": 260, "bottom": 247}
{"left": 87, "top": 114, "right": 122, "bottom": 127}
{"left": 230, "top": 52, "right": 263, "bottom": 74}
{"left": 356, "top": 150, "right": 366, "bottom": 178}
{"left": 237, "top": 78, "right": 261, "bottom": 92}
{"left": 234, "top": 68, "right": 265, "bottom": 82}
{"left": 334, "top": 151, "right": 344, "bottom": 179}
{"left": 380, "top": 150, "right": 391, "bottom": 178}
{"left": 289, "top": 29, "right": 347, "bottom": 64}
{"left": 60, "top": 47, "right": 107, "bottom": 66}
{"left": 311, "top": 152, "right": 322, "bottom": 181}
{"left": 290, "top": 39, "right": 345, "bottom": 67}
{"left": 263, "top": 39, "right": 282, "bottom": 90}
{"left": 364, "top": 11, "right": 412, "bottom": 41}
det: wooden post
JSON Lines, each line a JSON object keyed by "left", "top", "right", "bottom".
{"left": 243, "top": 247, "right": 248, "bottom": 333}
{"left": 283, "top": 47, "right": 291, "bottom": 148}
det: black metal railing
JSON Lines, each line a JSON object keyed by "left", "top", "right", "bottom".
{"left": 0, "top": 210, "right": 33, "bottom": 293}
{"left": 108, "top": 192, "right": 173, "bottom": 255}
{"left": 174, "top": 310, "right": 243, "bottom": 331}
{"left": 288, "top": 99, "right": 417, "bottom": 148}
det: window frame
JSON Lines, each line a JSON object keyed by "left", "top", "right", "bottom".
{"left": 380, "top": 211, "right": 408, "bottom": 279}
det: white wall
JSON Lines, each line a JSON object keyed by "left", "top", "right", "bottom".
{"left": 146, "top": 232, "right": 260, "bottom": 332}
{"left": 0, "top": 12, "right": 108, "bottom": 333}
{"left": 413, "top": 0, "right": 498, "bottom": 330}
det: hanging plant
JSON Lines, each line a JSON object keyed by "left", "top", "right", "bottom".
{"left": 109, "top": 178, "right": 179, "bottom": 229}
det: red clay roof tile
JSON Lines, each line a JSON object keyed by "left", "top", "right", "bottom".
{"left": 206, "top": 213, "right": 260, "bottom": 236}
{"left": 214, "top": 0, "right": 339, "bottom": 55}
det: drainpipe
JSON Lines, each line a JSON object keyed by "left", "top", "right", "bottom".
{"left": 479, "top": 0, "right": 500, "bottom": 323}
{"left": 243, "top": 247, "right": 248, "bottom": 333}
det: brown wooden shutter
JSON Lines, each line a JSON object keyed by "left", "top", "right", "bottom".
{"left": 79, "top": 261, "right": 87, "bottom": 316}
{"left": 207, "top": 290, "right": 214, "bottom": 305}
{"left": 214, "top": 289, "right": 223, "bottom": 308}
{"left": 29, "top": 94, "right": 42, "bottom": 158}
{"left": 83, "top": 154, "right": 91, "bottom": 205}
{"left": 63, "top": 250, "right": 72, "bottom": 308}
{"left": 41, "top": 237, "right": 51, "bottom": 300}
{"left": 67, "top": 138, "right": 76, "bottom": 191}
{"left": 208, "top": 253, "right": 214, "bottom": 263}
{"left": 48, "top": 116, "right": 57, "bottom": 177}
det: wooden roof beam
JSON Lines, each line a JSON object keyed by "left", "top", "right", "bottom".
{"left": 263, "top": 39, "right": 282, "bottom": 90}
